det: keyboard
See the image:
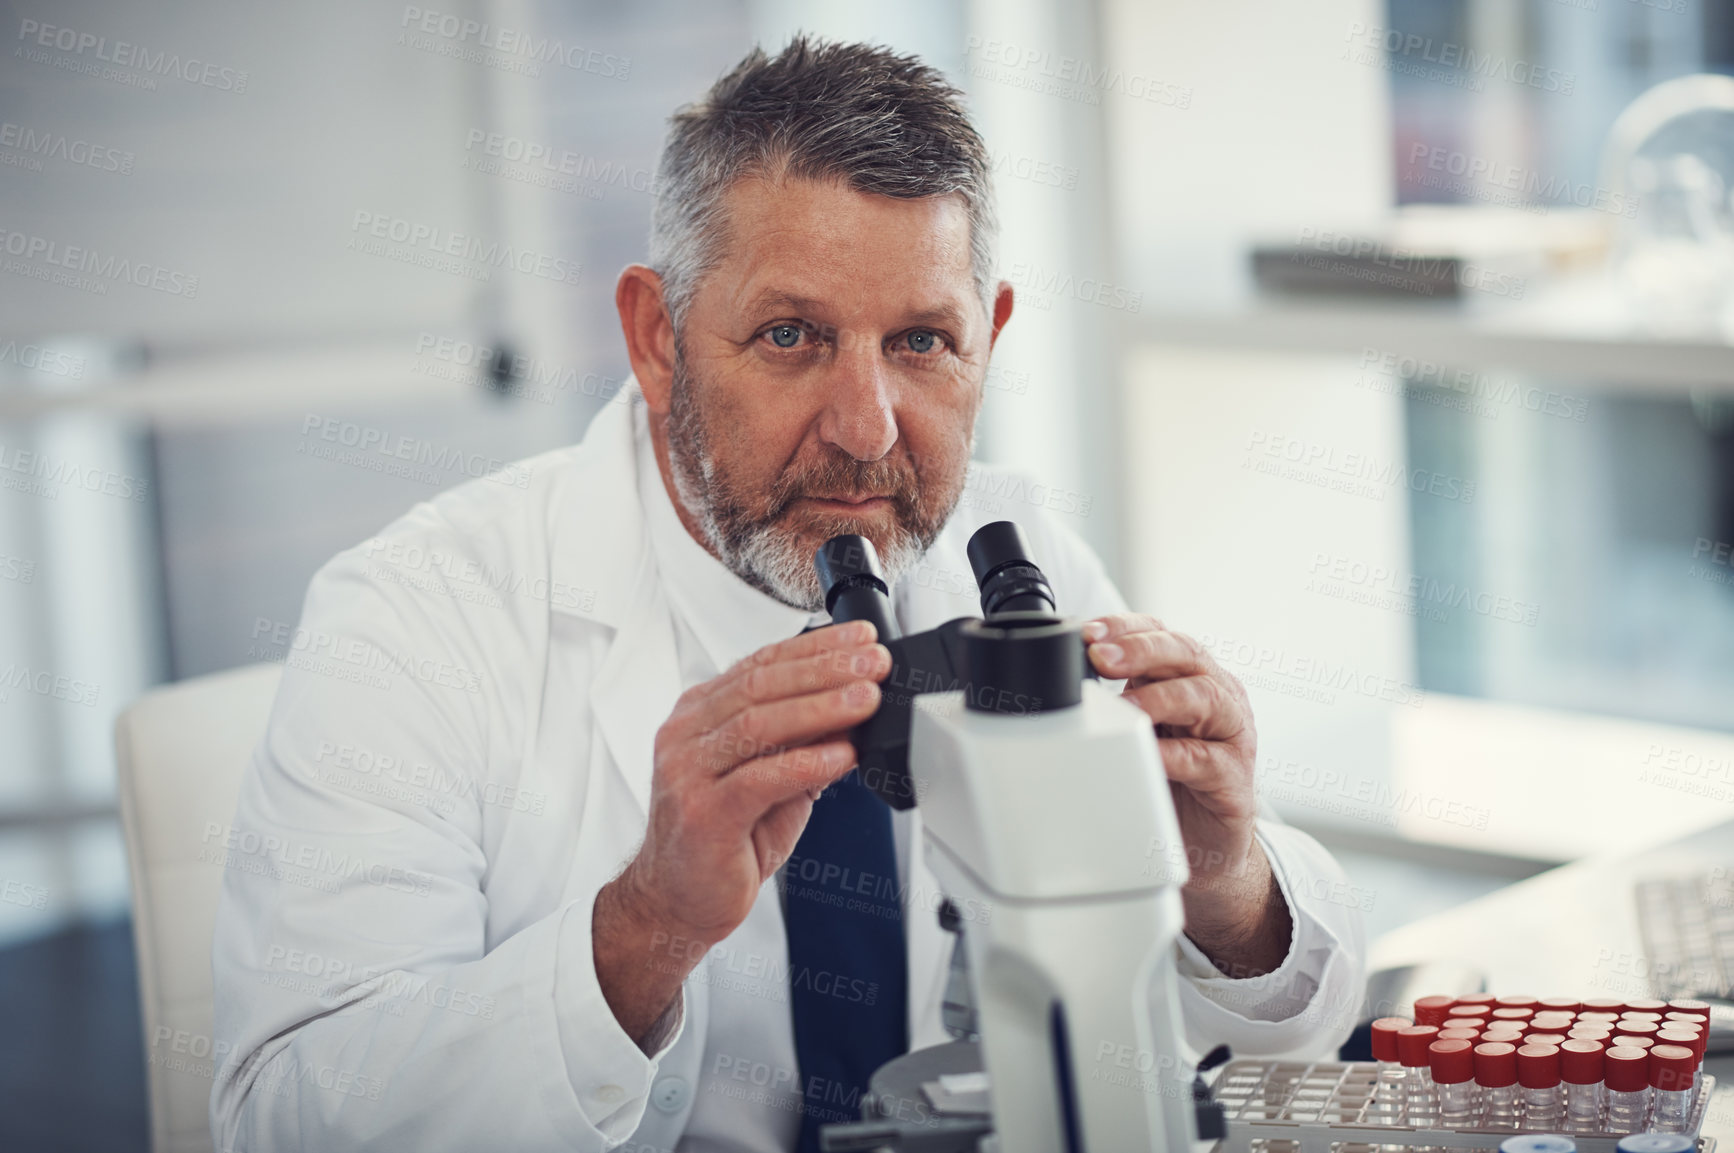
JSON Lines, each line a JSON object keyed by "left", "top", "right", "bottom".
{"left": 1634, "top": 869, "right": 1734, "bottom": 1001}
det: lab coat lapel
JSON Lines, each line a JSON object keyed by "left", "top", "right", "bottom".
{"left": 549, "top": 388, "right": 683, "bottom": 818}
{"left": 588, "top": 558, "right": 681, "bottom": 819}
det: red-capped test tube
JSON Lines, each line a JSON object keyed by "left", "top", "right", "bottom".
{"left": 1474, "top": 1042, "right": 1520, "bottom": 1130}
{"left": 1430, "top": 1039, "right": 1480, "bottom": 1128}
{"left": 1559, "top": 1039, "right": 1604, "bottom": 1132}
{"left": 1603, "top": 1045, "right": 1651, "bottom": 1133}
{"left": 1370, "top": 1017, "right": 1412, "bottom": 1121}
{"left": 1649, "top": 1044, "right": 1696, "bottom": 1133}
{"left": 1516, "top": 1044, "right": 1563, "bottom": 1130}
{"left": 1655, "top": 1026, "right": 1704, "bottom": 1107}
{"left": 1400, "top": 1026, "right": 1443, "bottom": 1123}
{"left": 1414, "top": 996, "right": 1457, "bottom": 1027}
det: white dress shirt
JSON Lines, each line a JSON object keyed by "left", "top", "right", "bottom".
{"left": 210, "top": 386, "right": 1366, "bottom": 1153}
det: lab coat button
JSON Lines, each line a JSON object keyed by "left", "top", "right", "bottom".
{"left": 596, "top": 1083, "right": 625, "bottom": 1106}
{"left": 651, "top": 1075, "right": 690, "bottom": 1113}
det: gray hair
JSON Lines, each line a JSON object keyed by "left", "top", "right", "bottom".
{"left": 649, "top": 35, "right": 998, "bottom": 333}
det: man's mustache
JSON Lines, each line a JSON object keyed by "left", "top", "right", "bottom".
{"left": 765, "top": 453, "right": 922, "bottom": 521}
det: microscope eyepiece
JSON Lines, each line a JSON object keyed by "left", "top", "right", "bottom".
{"left": 966, "top": 521, "right": 1056, "bottom": 618}
{"left": 813, "top": 534, "right": 901, "bottom": 641}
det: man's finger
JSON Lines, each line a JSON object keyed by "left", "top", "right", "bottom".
{"left": 720, "top": 738, "right": 860, "bottom": 820}
{"left": 1080, "top": 612, "right": 1164, "bottom": 642}
{"left": 693, "top": 681, "right": 881, "bottom": 778}
{"left": 680, "top": 641, "right": 889, "bottom": 735}
{"left": 1088, "top": 627, "right": 1209, "bottom": 682}
{"left": 1122, "top": 675, "right": 1245, "bottom": 740}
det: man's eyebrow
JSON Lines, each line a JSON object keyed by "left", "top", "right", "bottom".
{"left": 741, "top": 289, "right": 970, "bottom": 331}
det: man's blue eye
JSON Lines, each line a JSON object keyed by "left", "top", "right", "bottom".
{"left": 769, "top": 325, "right": 801, "bottom": 348}
{"left": 907, "top": 330, "right": 936, "bottom": 353}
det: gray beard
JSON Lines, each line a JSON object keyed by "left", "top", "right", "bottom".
{"left": 662, "top": 356, "right": 957, "bottom": 612}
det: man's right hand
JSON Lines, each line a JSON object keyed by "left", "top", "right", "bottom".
{"left": 592, "top": 619, "right": 891, "bottom": 1048}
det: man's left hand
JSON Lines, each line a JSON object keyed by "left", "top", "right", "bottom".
{"left": 1083, "top": 613, "right": 1292, "bottom": 977}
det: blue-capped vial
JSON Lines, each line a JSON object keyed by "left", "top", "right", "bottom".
{"left": 1501, "top": 1137, "right": 1577, "bottom": 1153}
{"left": 1615, "top": 1136, "right": 1696, "bottom": 1153}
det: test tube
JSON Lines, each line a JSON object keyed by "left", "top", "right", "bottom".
{"left": 1647, "top": 1044, "right": 1695, "bottom": 1133}
{"left": 1415, "top": 996, "right": 1458, "bottom": 1027}
{"left": 1560, "top": 1039, "right": 1605, "bottom": 1132}
{"left": 1578, "top": 1011, "right": 1621, "bottom": 1025}
{"left": 1456, "top": 993, "right": 1498, "bottom": 1009}
{"left": 1496, "top": 995, "right": 1541, "bottom": 1010}
{"left": 1431, "top": 1039, "right": 1481, "bottom": 1130}
{"left": 1603, "top": 1045, "right": 1652, "bottom": 1134}
{"left": 1445, "top": 1015, "right": 1491, "bottom": 1030}
{"left": 1525, "top": 1033, "right": 1568, "bottom": 1049}
{"left": 1474, "top": 1042, "right": 1521, "bottom": 1130}
{"left": 1567, "top": 1026, "right": 1612, "bottom": 1045}
{"left": 1370, "top": 1016, "right": 1411, "bottom": 1122}
{"left": 1400, "top": 1025, "right": 1443, "bottom": 1124}
{"left": 1440, "top": 1028, "right": 1483, "bottom": 1043}
{"left": 1655, "top": 1025, "right": 1704, "bottom": 1105}
{"left": 1622, "top": 999, "right": 1668, "bottom": 1015}
{"left": 1664, "top": 998, "right": 1711, "bottom": 1020}
{"left": 1516, "top": 1044, "right": 1563, "bottom": 1130}
{"left": 1491, "top": 1007, "right": 1537, "bottom": 1024}
{"left": 1611, "top": 1036, "right": 1655, "bottom": 1052}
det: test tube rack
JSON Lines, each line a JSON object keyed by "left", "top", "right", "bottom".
{"left": 1209, "top": 1060, "right": 1718, "bottom": 1153}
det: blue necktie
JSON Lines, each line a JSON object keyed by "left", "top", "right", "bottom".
{"left": 784, "top": 765, "right": 908, "bottom": 1152}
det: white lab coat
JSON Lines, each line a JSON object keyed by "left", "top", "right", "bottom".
{"left": 210, "top": 387, "right": 1366, "bottom": 1152}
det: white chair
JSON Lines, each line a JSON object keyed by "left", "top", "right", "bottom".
{"left": 116, "top": 663, "right": 282, "bottom": 1153}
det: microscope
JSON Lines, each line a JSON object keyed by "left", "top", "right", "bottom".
{"left": 811, "top": 523, "right": 1225, "bottom": 1153}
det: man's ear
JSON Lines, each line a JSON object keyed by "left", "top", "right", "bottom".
{"left": 987, "top": 280, "right": 1015, "bottom": 353}
{"left": 616, "top": 264, "right": 676, "bottom": 414}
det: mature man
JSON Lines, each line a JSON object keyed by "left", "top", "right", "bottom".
{"left": 212, "top": 37, "right": 1364, "bottom": 1153}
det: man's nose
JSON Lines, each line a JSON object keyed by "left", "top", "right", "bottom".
{"left": 819, "top": 338, "right": 898, "bottom": 461}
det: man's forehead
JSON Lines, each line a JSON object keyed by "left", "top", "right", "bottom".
{"left": 708, "top": 176, "right": 977, "bottom": 318}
